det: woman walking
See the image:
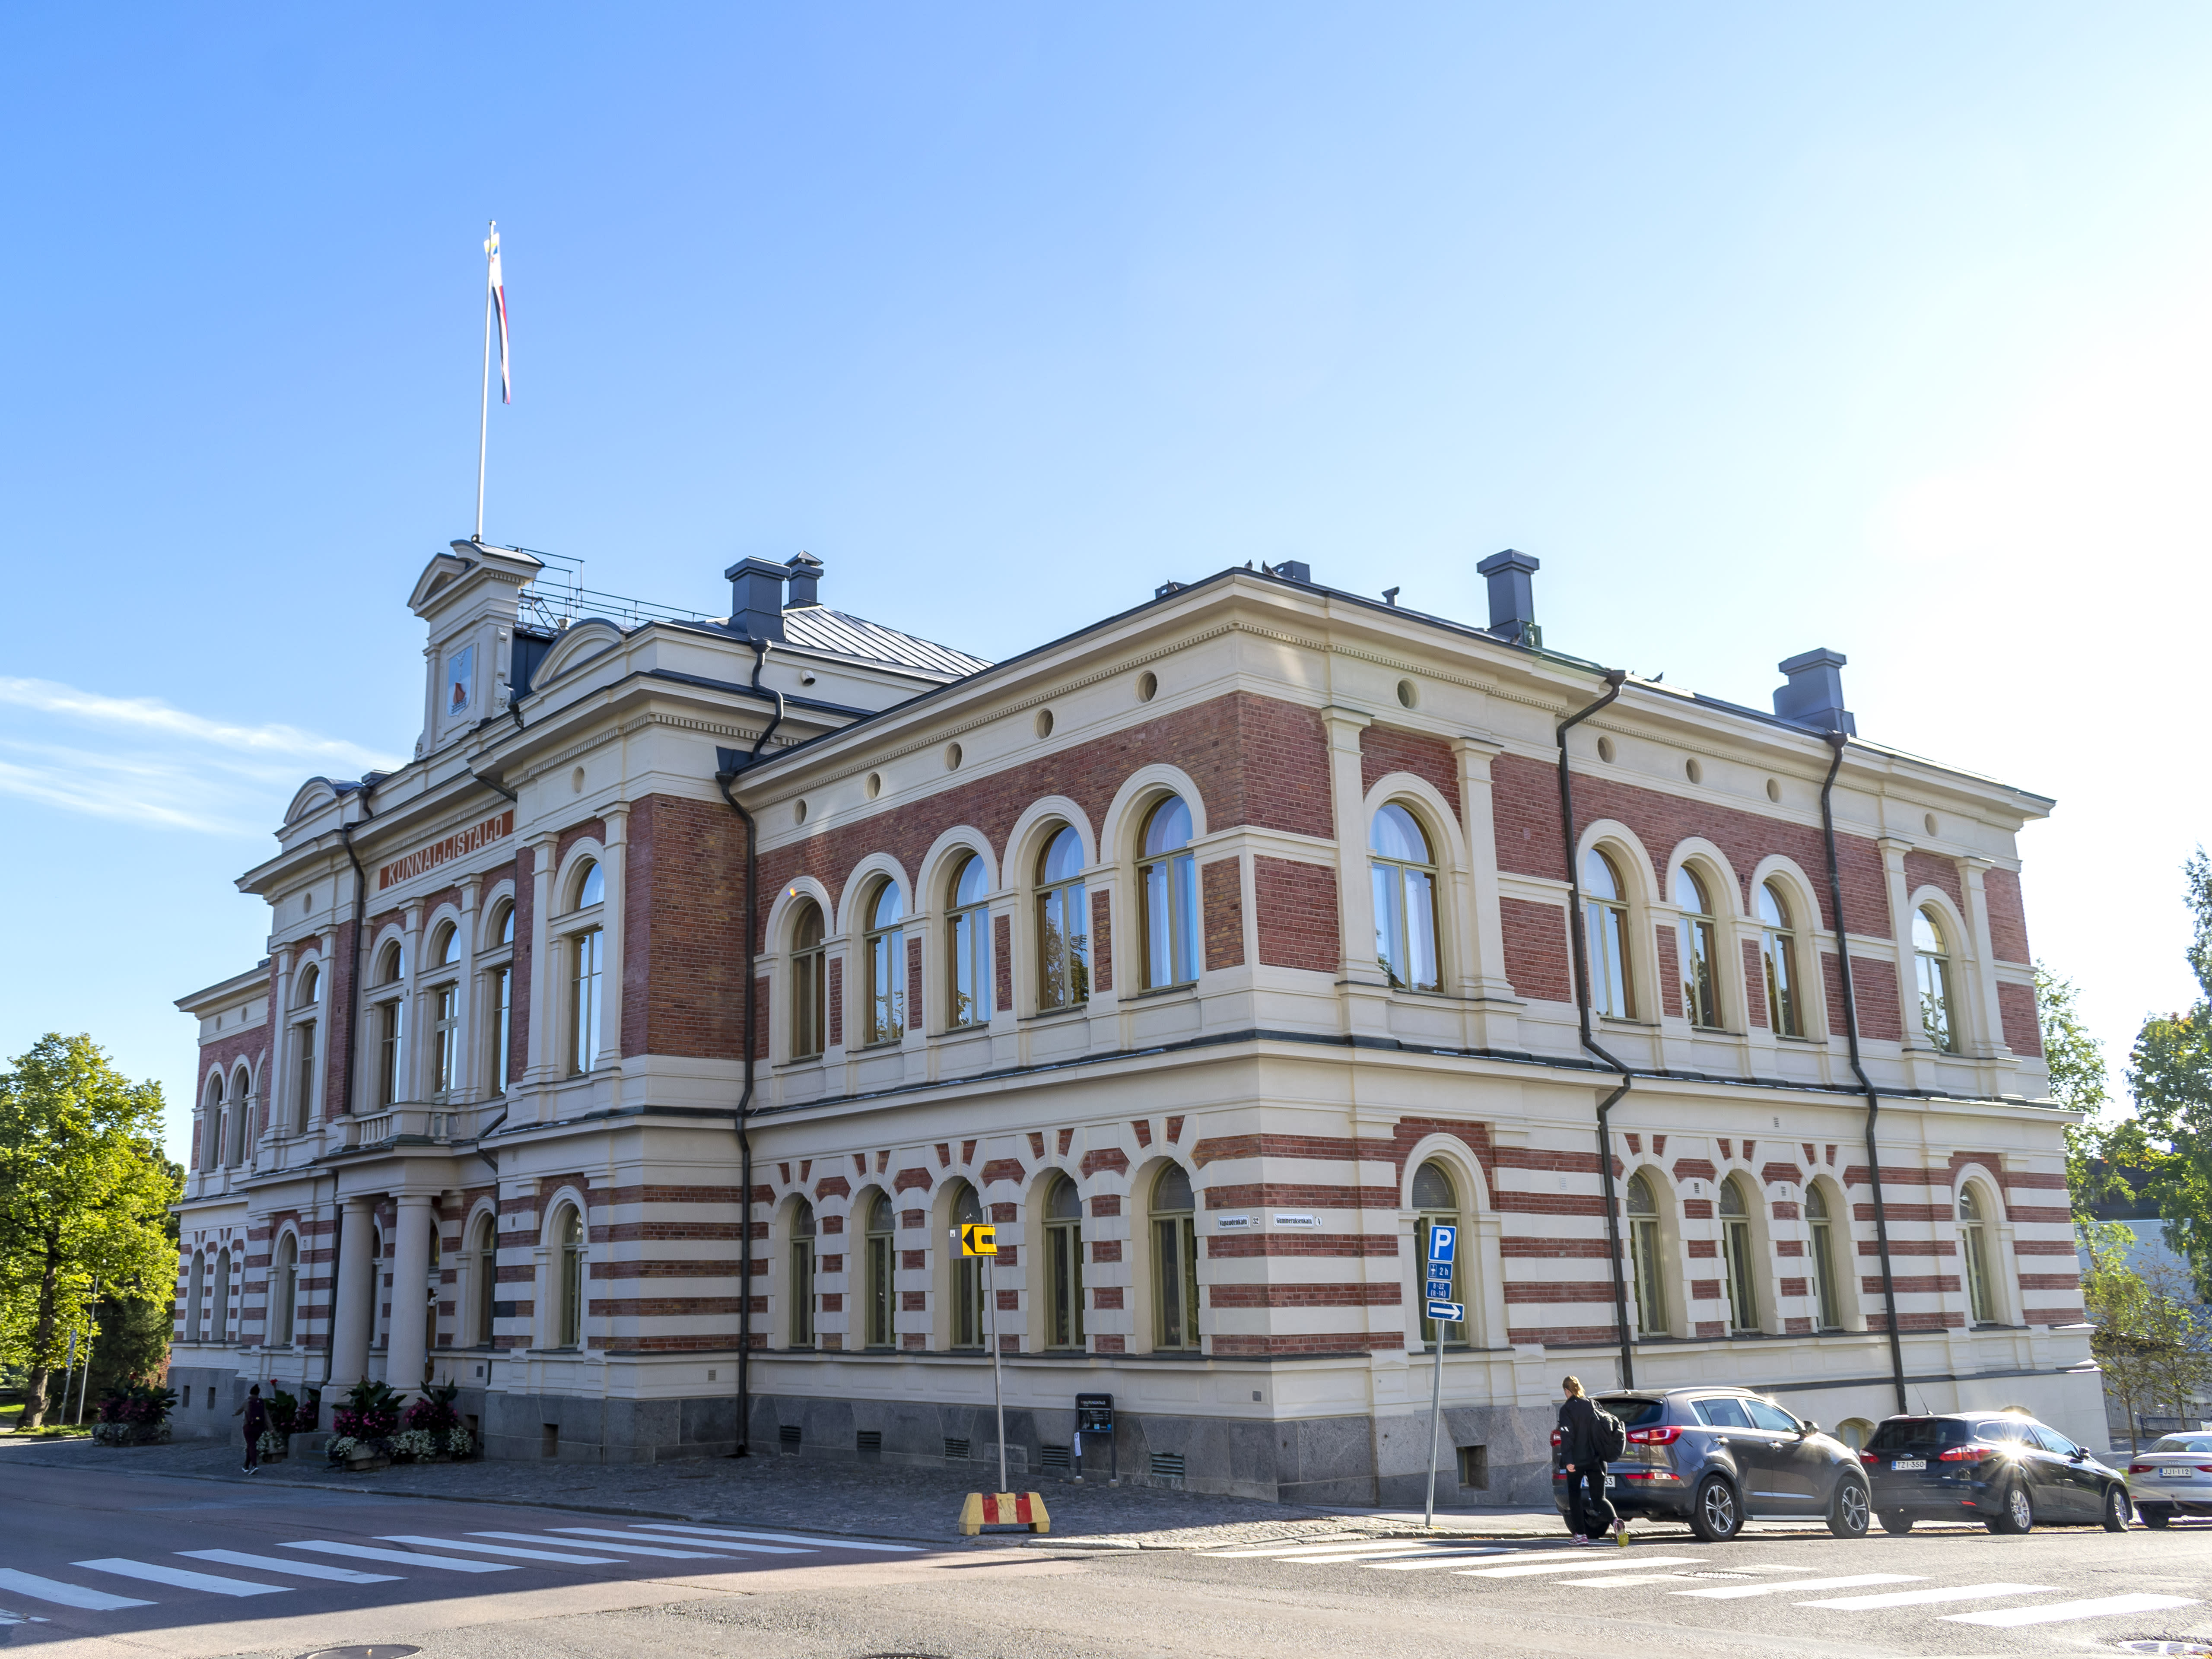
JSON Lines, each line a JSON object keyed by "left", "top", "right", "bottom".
{"left": 234, "top": 1383, "right": 268, "bottom": 1473}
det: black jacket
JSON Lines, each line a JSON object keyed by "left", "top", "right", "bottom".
{"left": 1558, "top": 1395, "right": 1599, "bottom": 1466}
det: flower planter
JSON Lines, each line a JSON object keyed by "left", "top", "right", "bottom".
{"left": 92, "top": 1423, "right": 171, "bottom": 1447}
{"left": 345, "top": 1452, "right": 391, "bottom": 1472}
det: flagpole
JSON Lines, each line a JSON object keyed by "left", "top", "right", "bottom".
{"left": 475, "top": 220, "right": 495, "bottom": 542}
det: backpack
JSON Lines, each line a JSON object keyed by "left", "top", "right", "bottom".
{"left": 1592, "top": 1405, "right": 1627, "bottom": 1463}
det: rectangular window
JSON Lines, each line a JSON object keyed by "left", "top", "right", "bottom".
{"left": 793, "top": 944, "right": 826, "bottom": 1057}
{"left": 953, "top": 1252, "right": 982, "bottom": 1348}
{"left": 1810, "top": 1220, "right": 1840, "bottom": 1331}
{"left": 487, "top": 966, "right": 512, "bottom": 1089}
{"left": 1962, "top": 1224, "right": 1994, "bottom": 1324}
{"left": 866, "top": 927, "right": 904, "bottom": 1045}
{"left": 866, "top": 1233, "right": 893, "bottom": 1347}
{"left": 292, "top": 1020, "right": 317, "bottom": 1132}
{"left": 948, "top": 909, "right": 989, "bottom": 1028}
{"left": 790, "top": 1241, "right": 815, "bottom": 1346}
{"left": 1046, "top": 1222, "right": 1085, "bottom": 1348}
{"left": 431, "top": 983, "right": 460, "bottom": 1096}
{"left": 376, "top": 1000, "right": 404, "bottom": 1106}
{"left": 1153, "top": 1215, "right": 1199, "bottom": 1349}
{"left": 569, "top": 928, "right": 603, "bottom": 1075}
{"left": 1630, "top": 1216, "right": 1666, "bottom": 1337}
{"left": 1037, "top": 884, "right": 1090, "bottom": 1010}
{"left": 1681, "top": 918, "right": 1719, "bottom": 1028}
{"left": 1723, "top": 1219, "right": 1759, "bottom": 1333}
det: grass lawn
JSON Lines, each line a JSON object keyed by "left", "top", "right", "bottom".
{"left": 0, "top": 1401, "right": 92, "bottom": 1437}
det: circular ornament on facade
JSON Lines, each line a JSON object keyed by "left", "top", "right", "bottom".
{"left": 571, "top": 766, "right": 586, "bottom": 794}
{"left": 944, "top": 743, "right": 962, "bottom": 771}
{"left": 1396, "top": 678, "right": 1417, "bottom": 709}
{"left": 1036, "top": 709, "right": 1055, "bottom": 738}
{"left": 866, "top": 772, "right": 882, "bottom": 800}
{"left": 1924, "top": 812, "right": 1939, "bottom": 836}
{"left": 794, "top": 799, "right": 808, "bottom": 825}
{"left": 1597, "top": 736, "right": 1616, "bottom": 763}
{"left": 1138, "top": 670, "right": 1158, "bottom": 703}
{"left": 1765, "top": 777, "right": 1782, "bottom": 803}
{"left": 1684, "top": 758, "right": 1702, "bottom": 784}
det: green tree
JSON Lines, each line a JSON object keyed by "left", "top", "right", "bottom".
{"left": 2037, "top": 965, "right": 2122, "bottom": 1222}
{"left": 0, "top": 1035, "right": 180, "bottom": 1428}
{"left": 2128, "top": 852, "right": 2212, "bottom": 1300}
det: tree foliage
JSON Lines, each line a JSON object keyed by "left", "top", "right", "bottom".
{"left": 2037, "top": 965, "right": 2122, "bottom": 1222}
{"left": 2127, "top": 851, "right": 2212, "bottom": 1301}
{"left": 2080, "top": 1219, "right": 2212, "bottom": 1452}
{"left": 0, "top": 1035, "right": 181, "bottom": 1427}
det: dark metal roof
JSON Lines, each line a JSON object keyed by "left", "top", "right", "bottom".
{"left": 776, "top": 604, "right": 990, "bottom": 679}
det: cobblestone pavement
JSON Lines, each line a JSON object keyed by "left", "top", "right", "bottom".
{"left": 0, "top": 1432, "right": 1617, "bottom": 1550}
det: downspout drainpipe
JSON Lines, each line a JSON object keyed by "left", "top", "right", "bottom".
{"left": 712, "top": 638, "right": 784, "bottom": 1459}
{"left": 1817, "top": 733, "right": 1909, "bottom": 1414}
{"left": 325, "top": 781, "right": 375, "bottom": 1389}
{"left": 1557, "top": 669, "right": 1636, "bottom": 1391}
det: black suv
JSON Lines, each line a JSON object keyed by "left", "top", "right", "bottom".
{"left": 1551, "top": 1386, "right": 1871, "bottom": 1541}
{"left": 1861, "top": 1414, "right": 2132, "bottom": 1534}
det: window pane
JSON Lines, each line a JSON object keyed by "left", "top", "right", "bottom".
{"left": 1402, "top": 868, "right": 1438, "bottom": 991}
{"left": 1673, "top": 868, "right": 1709, "bottom": 915}
{"left": 1758, "top": 881, "right": 1787, "bottom": 928}
{"left": 577, "top": 861, "right": 603, "bottom": 909}
{"left": 1583, "top": 849, "right": 1621, "bottom": 900}
{"left": 1370, "top": 802, "right": 1430, "bottom": 863}
{"left": 1745, "top": 1400, "right": 1799, "bottom": 1433}
{"left": 1372, "top": 864, "right": 1407, "bottom": 988}
{"left": 1040, "top": 826, "right": 1083, "bottom": 884}
{"left": 1411, "top": 1160, "right": 1455, "bottom": 1211}
{"left": 1154, "top": 1164, "right": 1193, "bottom": 1211}
{"left": 953, "top": 853, "right": 988, "bottom": 908}
{"left": 1913, "top": 908, "right": 1945, "bottom": 953}
{"left": 1171, "top": 852, "right": 1198, "bottom": 984}
{"left": 1143, "top": 795, "right": 1192, "bottom": 857}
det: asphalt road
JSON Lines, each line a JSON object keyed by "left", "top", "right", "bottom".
{"left": 3, "top": 1463, "right": 2208, "bottom": 1659}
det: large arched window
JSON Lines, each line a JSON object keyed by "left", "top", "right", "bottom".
{"left": 1626, "top": 1173, "right": 1665, "bottom": 1338}
{"left": 790, "top": 900, "right": 827, "bottom": 1058}
{"left": 949, "top": 1182, "right": 984, "bottom": 1348}
{"left": 1673, "top": 867, "right": 1720, "bottom": 1029}
{"left": 272, "top": 1233, "right": 299, "bottom": 1346}
{"left": 469, "top": 1211, "right": 498, "bottom": 1346}
{"left": 185, "top": 1252, "right": 205, "bottom": 1338}
{"left": 566, "top": 865, "right": 604, "bottom": 1076}
{"left": 946, "top": 856, "right": 991, "bottom": 1029}
{"left": 1807, "top": 1183, "right": 1841, "bottom": 1332}
{"left": 788, "top": 1200, "right": 817, "bottom": 1347}
{"left": 1583, "top": 849, "right": 1635, "bottom": 1018}
{"left": 212, "top": 1247, "right": 232, "bottom": 1344}
{"left": 228, "top": 1069, "right": 252, "bottom": 1165}
{"left": 1914, "top": 908, "right": 1956, "bottom": 1052}
{"left": 1036, "top": 828, "right": 1090, "bottom": 1011}
{"left": 863, "top": 1192, "right": 896, "bottom": 1347}
{"left": 1959, "top": 1186, "right": 1996, "bottom": 1325}
{"left": 1719, "top": 1176, "right": 1758, "bottom": 1334}
{"left": 1757, "top": 881, "right": 1802, "bottom": 1037}
{"left": 1412, "top": 1160, "right": 1462, "bottom": 1347}
{"left": 1370, "top": 804, "right": 1440, "bottom": 992}
{"left": 200, "top": 1077, "right": 224, "bottom": 1172}
{"left": 1150, "top": 1165, "right": 1199, "bottom": 1351}
{"left": 863, "top": 883, "right": 906, "bottom": 1046}
{"left": 484, "top": 903, "right": 515, "bottom": 1093}
{"left": 1042, "top": 1176, "right": 1085, "bottom": 1350}
{"left": 375, "top": 939, "right": 407, "bottom": 1105}
{"left": 555, "top": 1205, "right": 586, "bottom": 1348}
{"left": 1139, "top": 796, "right": 1199, "bottom": 989}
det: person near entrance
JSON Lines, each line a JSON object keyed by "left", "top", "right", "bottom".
{"left": 1558, "top": 1376, "right": 1623, "bottom": 1545}
{"left": 234, "top": 1383, "right": 268, "bottom": 1473}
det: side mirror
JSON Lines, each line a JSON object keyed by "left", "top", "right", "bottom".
{"left": 2069, "top": 1448, "right": 2087, "bottom": 1462}
{"left": 1798, "top": 1420, "right": 1818, "bottom": 1436}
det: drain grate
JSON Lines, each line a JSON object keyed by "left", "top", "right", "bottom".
{"left": 1150, "top": 1450, "right": 1186, "bottom": 1481}
{"left": 778, "top": 1424, "right": 801, "bottom": 1449}
{"left": 856, "top": 1430, "right": 884, "bottom": 1453}
{"left": 944, "top": 1437, "right": 971, "bottom": 1460}
{"left": 1041, "top": 1444, "right": 1071, "bottom": 1472}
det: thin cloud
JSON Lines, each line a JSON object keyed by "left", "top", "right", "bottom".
{"left": 0, "top": 677, "right": 393, "bottom": 770}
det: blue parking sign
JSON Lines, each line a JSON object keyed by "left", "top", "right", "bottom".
{"left": 1427, "top": 1224, "right": 1456, "bottom": 1266}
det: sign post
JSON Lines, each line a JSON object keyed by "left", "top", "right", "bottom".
{"left": 963, "top": 1223, "right": 1005, "bottom": 1493}
{"left": 1422, "top": 1224, "right": 1462, "bottom": 1528}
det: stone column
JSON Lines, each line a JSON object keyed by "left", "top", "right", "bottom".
{"left": 456, "top": 874, "right": 480, "bottom": 1102}
{"left": 328, "top": 1196, "right": 377, "bottom": 1389}
{"left": 595, "top": 807, "right": 627, "bottom": 1072}
{"left": 1322, "top": 707, "right": 1389, "bottom": 1040}
{"left": 1956, "top": 858, "right": 2014, "bottom": 1061}
{"left": 384, "top": 1193, "right": 436, "bottom": 1399}
{"left": 264, "top": 948, "right": 291, "bottom": 1157}
{"left": 523, "top": 833, "right": 558, "bottom": 1087}
{"left": 1449, "top": 736, "right": 1516, "bottom": 1002}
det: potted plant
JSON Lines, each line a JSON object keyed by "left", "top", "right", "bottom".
{"left": 91, "top": 1380, "right": 175, "bottom": 1446}
{"left": 255, "top": 1387, "right": 307, "bottom": 1463}
{"left": 393, "top": 1382, "right": 474, "bottom": 1462}
{"left": 327, "top": 1379, "right": 400, "bottom": 1471}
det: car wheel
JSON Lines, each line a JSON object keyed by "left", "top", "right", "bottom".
{"left": 2139, "top": 1504, "right": 2171, "bottom": 1530}
{"left": 2101, "top": 1485, "right": 2133, "bottom": 1532}
{"left": 1877, "top": 1510, "right": 1913, "bottom": 1536}
{"left": 1827, "top": 1478, "right": 1871, "bottom": 1538}
{"left": 1689, "top": 1473, "right": 1742, "bottom": 1542}
{"left": 1985, "top": 1478, "right": 2034, "bottom": 1535}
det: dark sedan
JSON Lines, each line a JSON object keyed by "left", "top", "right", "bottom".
{"left": 1860, "top": 1413, "right": 2132, "bottom": 1534}
{"left": 1551, "top": 1386, "right": 1871, "bottom": 1541}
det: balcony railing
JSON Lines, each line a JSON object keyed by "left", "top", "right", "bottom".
{"left": 340, "top": 1102, "right": 490, "bottom": 1150}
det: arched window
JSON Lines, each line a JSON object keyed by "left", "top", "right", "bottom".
{"left": 1139, "top": 796, "right": 1199, "bottom": 989}
{"left": 212, "top": 1247, "right": 232, "bottom": 1344}
{"left": 431, "top": 921, "right": 460, "bottom": 966}
{"left": 573, "top": 859, "right": 604, "bottom": 910}
{"left": 789, "top": 1200, "right": 817, "bottom": 1347}
{"left": 863, "top": 883, "right": 906, "bottom": 1046}
{"left": 377, "top": 940, "right": 407, "bottom": 984}
{"left": 201, "top": 1077, "right": 224, "bottom": 1172}
{"left": 375, "top": 940, "right": 407, "bottom": 1106}
{"left": 486, "top": 959, "right": 513, "bottom": 1094}
{"left": 1834, "top": 1417, "right": 1875, "bottom": 1453}
{"left": 950, "top": 1182, "right": 984, "bottom": 1348}
{"left": 946, "top": 856, "right": 991, "bottom": 1029}
{"left": 790, "top": 900, "right": 827, "bottom": 1058}
{"left": 1151, "top": 1165, "right": 1199, "bottom": 1351}
{"left": 1412, "top": 1160, "right": 1462, "bottom": 1347}
{"left": 555, "top": 1205, "right": 587, "bottom": 1348}
{"left": 292, "top": 1010, "right": 318, "bottom": 1135}
{"left": 863, "top": 1192, "right": 896, "bottom": 1347}
{"left": 1806, "top": 1183, "right": 1840, "bottom": 1332}
{"left": 493, "top": 901, "right": 515, "bottom": 947}
{"left": 272, "top": 1233, "right": 299, "bottom": 1346}
{"left": 1626, "top": 1173, "right": 1665, "bottom": 1338}
{"left": 1958, "top": 1187, "right": 1996, "bottom": 1324}
{"left": 1036, "top": 827, "right": 1090, "bottom": 1011}
{"left": 1583, "top": 849, "right": 1635, "bottom": 1019}
{"left": 1719, "top": 1176, "right": 1758, "bottom": 1334}
{"left": 1673, "top": 867, "right": 1720, "bottom": 1029}
{"left": 185, "top": 1252, "right": 205, "bottom": 1337}
{"left": 1370, "top": 804, "right": 1441, "bottom": 992}
{"left": 299, "top": 964, "right": 322, "bottom": 1005}
{"left": 1042, "top": 1176, "right": 1085, "bottom": 1350}
{"left": 1914, "top": 908, "right": 1956, "bottom": 1052}
{"left": 469, "top": 1212, "right": 498, "bottom": 1346}
{"left": 228, "top": 1070, "right": 252, "bottom": 1165}
{"left": 1758, "top": 881, "right": 1802, "bottom": 1037}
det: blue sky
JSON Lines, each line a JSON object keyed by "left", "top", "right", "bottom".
{"left": 5, "top": 5, "right": 2210, "bottom": 1158}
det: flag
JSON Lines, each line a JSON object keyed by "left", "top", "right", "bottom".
{"left": 485, "top": 222, "right": 511, "bottom": 404}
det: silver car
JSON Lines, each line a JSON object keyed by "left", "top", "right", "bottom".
{"left": 2126, "top": 1432, "right": 2212, "bottom": 1527}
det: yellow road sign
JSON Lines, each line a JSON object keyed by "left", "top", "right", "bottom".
{"left": 961, "top": 1223, "right": 997, "bottom": 1257}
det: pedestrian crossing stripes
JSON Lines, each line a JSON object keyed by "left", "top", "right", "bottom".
{"left": 282, "top": 1541, "right": 518, "bottom": 1573}
{"left": 74, "top": 1560, "right": 292, "bottom": 1598}
{"left": 1461, "top": 1554, "right": 1709, "bottom": 1577}
{"left": 626, "top": 1524, "right": 922, "bottom": 1553}
{"left": 0, "top": 1569, "right": 151, "bottom": 1611}
{"left": 1944, "top": 1593, "right": 2202, "bottom": 1628}
{"left": 1675, "top": 1574, "right": 1920, "bottom": 1600}
{"left": 544, "top": 1528, "right": 807, "bottom": 1556}
{"left": 378, "top": 1535, "right": 623, "bottom": 1566}
{"left": 1801, "top": 1582, "right": 2053, "bottom": 1610}
{"left": 178, "top": 1550, "right": 400, "bottom": 1584}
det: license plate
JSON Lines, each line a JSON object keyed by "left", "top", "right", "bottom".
{"left": 2163, "top": 1469, "right": 2196, "bottom": 1480}
{"left": 1892, "top": 1459, "right": 1926, "bottom": 1471}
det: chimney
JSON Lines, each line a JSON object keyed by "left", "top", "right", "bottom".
{"left": 1272, "top": 560, "right": 1312, "bottom": 584}
{"left": 1772, "top": 648, "right": 1856, "bottom": 736}
{"left": 785, "top": 552, "right": 825, "bottom": 609}
{"left": 1478, "top": 549, "right": 1541, "bottom": 647}
{"left": 724, "top": 558, "right": 791, "bottom": 642}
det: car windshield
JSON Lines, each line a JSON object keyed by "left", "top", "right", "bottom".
{"left": 2150, "top": 1436, "right": 2212, "bottom": 1454}
{"left": 1601, "top": 1395, "right": 1666, "bottom": 1429}
{"left": 1866, "top": 1417, "right": 1972, "bottom": 1452}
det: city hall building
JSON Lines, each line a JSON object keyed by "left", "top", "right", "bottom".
{"left": 167, "top": 538, "right": 2095, "bottom": 1503}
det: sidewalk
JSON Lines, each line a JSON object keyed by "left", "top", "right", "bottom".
{"left": 0, "top": 1432, "right": 1615, "bottom": 1550}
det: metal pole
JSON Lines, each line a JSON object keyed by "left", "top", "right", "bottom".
{"left": 475, "top": 221, "right": 494, "bottom": 542}
{"left": 74, "top": 1282, "right": 99, "bottom": 1424}
{"left": 60, "top": 1326, "right": 77, "bottom": 1428}
{"left": 1424, "top": 1322, "right": 1448, "bottom": 1527}
{"left": 989, "top": 1252, "right": 1007, "bottom": 1494}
